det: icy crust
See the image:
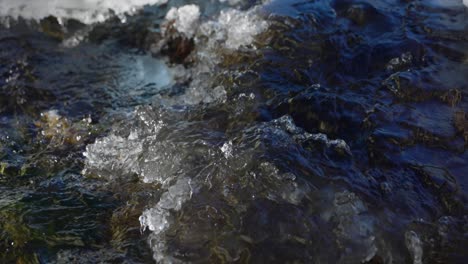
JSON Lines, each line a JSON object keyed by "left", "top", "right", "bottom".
{"left": 82, "top": 106, "right": 166, "bottom": 182}
{"left": 0, "top": 0, "right": 168, "bottom": 24}
{"left": 84, "top": 109, "right": 377, "bottom": 262}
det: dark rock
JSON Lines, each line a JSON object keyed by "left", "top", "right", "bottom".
{"left": 160, "top": 35, "right": 195, "bottom": 64}
{"left": 454, "top": 111, "right": 468, "bottom": 144}
{"left": 88, "top": 17, "right": 162, "bottom": 51}
{"left": 40, "top": 16, "right": 64, "bottom": 40}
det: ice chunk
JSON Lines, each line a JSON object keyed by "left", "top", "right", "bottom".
{"left": 179, "top": 85, "right": 227, "bottom": 105}
{"left": 0, "top": 0, "right": 168, "bottom": 24}
{"left": 272, "top": 115, "right": 351, "bottom": 154}
{"left": 83, "top": 134, "right": 142, "bottom": 179}
{"left": 164, "top": 5, "right": 200, "bottom": 38}
{"left": 139, "top": 177, "right": 193, "bottom": 262}
{"left": 221, "top": 141, "right": 233, "bottom": 159}
{"left": 218, "top": 8, "right": 268, "bottom": 49}
{"left": 139, "top": 142, "right": 183, "bottom": 185}
{"left": 199, "top": 8, "right": 268, "bottom": 50}
{"left": 159, "top": 178, "right": 193, "bottom": 211}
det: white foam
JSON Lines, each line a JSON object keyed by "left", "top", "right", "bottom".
{"left": 0, "top": 0, "right": 168, "bottom": 24}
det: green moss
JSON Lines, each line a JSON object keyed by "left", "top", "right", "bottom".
{"left": 0, "top": 204, "right": 43, "bottom": 263}
{"left": 0, "top": 162, "right": 6, "bottom": 175}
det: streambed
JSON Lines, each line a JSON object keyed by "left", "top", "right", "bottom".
{"left": 0, "top": 0, "right": 467, "bottom": 263}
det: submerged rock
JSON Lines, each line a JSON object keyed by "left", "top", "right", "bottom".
{"left": 159, "top": 35, "right": 195, "bottom": 64}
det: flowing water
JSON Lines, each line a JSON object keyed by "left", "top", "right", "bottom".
{"left": 0, "top": 0, "right": 467, "bottom": 263}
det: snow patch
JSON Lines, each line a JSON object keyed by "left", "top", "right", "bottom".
{"left": 0, "top": 0, "right": 168, "bottom": 24}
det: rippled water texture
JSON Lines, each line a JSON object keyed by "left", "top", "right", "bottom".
{"left": 1, "top": 0, "right": 467, "bottom": 263}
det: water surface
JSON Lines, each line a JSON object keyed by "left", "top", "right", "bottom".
{"left": 0, "top": 0, "right": 467, "bottom": 263}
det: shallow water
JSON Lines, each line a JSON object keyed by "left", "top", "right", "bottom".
{"left": 0, "top": 0, "right": 467, "bottom": 263}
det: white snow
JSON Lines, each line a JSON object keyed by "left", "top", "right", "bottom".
{"left": 0, "top": 0, "right": 168, "bottom": 24}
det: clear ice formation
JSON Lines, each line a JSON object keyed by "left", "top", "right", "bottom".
{"left": 200, "top": 7, "right": 269, "bottom": 50}
{"left": 78, "top": 1, "right": 375, "bottom": 263}
{"left": 84, "top": 107, "right": 356, "bottom": 262}
{"left": 83, "top": 134, "right": 143, "bottom": 180}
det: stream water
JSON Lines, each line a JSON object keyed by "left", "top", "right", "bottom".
{"left": 0, "top": 0, "right": 467, "bottom": 263}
